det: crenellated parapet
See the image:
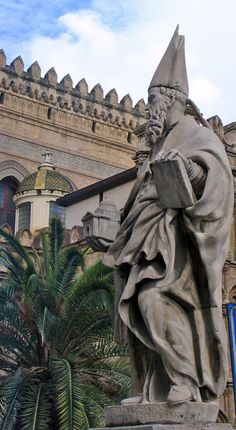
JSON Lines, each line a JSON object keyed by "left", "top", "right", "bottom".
{"left": 0, "top": 50, "right": 147, "bottom": 132}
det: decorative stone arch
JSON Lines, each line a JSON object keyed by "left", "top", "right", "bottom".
{"left": 229, "top": 285, "right": 236, "bottom": 303}
{"left": 16, "top": 228, "right": 33, "bottom": 247}
{"left": 0, "top": 223, "right": 13, "bottom": 236}
{"left": 0, "top": 160, "right": 29, "bottom": 182}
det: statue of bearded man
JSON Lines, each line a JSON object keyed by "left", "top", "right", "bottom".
{"left": 104, "top": 27, "right": 233, "bottom": 406}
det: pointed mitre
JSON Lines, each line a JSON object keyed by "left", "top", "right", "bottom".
{"left": 149, "top": 25, "right": 189, "bottom": 96}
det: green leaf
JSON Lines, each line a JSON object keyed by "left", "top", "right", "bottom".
{"left": 0, "top": 369, "right": 28, "bottom": 430}
{"left": 52, "top": 356, "right": 89, "bottom": 430}
{"left": 0, "top": 228, "right": 35, "bottom": 277}
{"left": 19, "top": 382, "right": 51, "bottom": 430}
{"left": 39, "top": 231, "right": 50, "bottom": 275}
{"left": 48, "top": 217, "right": 64, "bottom": 275}
{"left": 55, "top": 247, "right": 84, "bottom": 297}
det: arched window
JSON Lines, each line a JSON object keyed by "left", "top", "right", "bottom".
{"left": 0, "top": 177, "right": 18, "bottom": 232}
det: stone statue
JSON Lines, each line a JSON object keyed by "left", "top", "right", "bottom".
{"left": 103, "top": 26, "right": 234, "bottom": 409}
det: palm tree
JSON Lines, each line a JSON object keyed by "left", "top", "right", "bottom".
{"left": 0, "top": 217, "right": 130, "bottom": 430}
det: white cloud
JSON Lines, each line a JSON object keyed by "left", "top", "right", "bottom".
{"left": 22, "top": 6, "right": 172, "bottom": 105}
{"left": 189, "top": 76, "right": 221, "bottom": 109}
{"left": 18, "top": 0, "right": 236, "bottom": 124}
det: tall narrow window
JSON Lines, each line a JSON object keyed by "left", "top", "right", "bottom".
{"left": 47, "top": 108, "right": 52, "bottom": 119}
{"left": 127, "top": 132, "right": 132, "bottom": 143}
{"left": 49, "top": 201, "right": 65, "bottom": 224}
{"left": 0, "top": 92, "right": 5, "bottom": 104}
{"left": 0, "top": 178, "right": 18, "bottom": 232}
{"left": 18, "top": 203, "right": 31, "bottom": 230}
{"left": 92, "top": 121, "right": 96, "bottom": 132}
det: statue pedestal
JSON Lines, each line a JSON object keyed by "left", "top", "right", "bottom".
{"left": 104, "top": 403, "right": 219, "bottom": 426}
{"left": 94, "top": 425, "right": 232, "bottom": 430}
{"left": 92, "top": 403, "right": 233, "bottom": 430}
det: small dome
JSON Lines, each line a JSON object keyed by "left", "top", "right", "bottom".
{"left": 17, "top": 164, "right": 73, "bottom": 194}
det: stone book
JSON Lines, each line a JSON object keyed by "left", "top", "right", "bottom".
{"left": 151, "top": 157, "right": 196, "bottom": 208}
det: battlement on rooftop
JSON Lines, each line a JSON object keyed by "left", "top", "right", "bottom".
{"left": 0, "top": 50, "right": 147, "bottom": 131}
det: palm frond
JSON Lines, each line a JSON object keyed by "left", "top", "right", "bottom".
{"left": 60, "top": 291, "right": 113, "bottom": 353}
{"left": 0, "top": 228, "right": 35, "bottom": 277}
{"left": 72, "top": 260, "right": 114, "bottom": 298}
{"left": 82, "top": 396, "right": 105, "bottom": 428}
{"left": 19, "top": 382, "right": 51, "bottom": 430}
{"left": 0, "top": 369, "right": 29, "bottom": 430}
{"left": 54, "top": 247, "right": 84, "bottom": 297}
{"left": 52, "top": 356, "right": 89, "bottom": 430}
{"left": 79, "top": 336, "right": 128, "bottom": 361}
{"left": 23, "top": 273, "right": 41, "bottom": 301}
{"left": 0, "top": 296, "right": 41, "bottom": 367}
{"left": 0, "top": 248, "right": 26, "bottom": 288}
{"left": 39, "top": 231, "right": 49, "bottom": 275}
{"left": 34, "top": 305, "right": 57, "bottom": 354}
{"left": 81, "top": 363, "right": 131, "bottom": 402}
{"left": 48, "top": 217, "right": 64, "bottom": 274}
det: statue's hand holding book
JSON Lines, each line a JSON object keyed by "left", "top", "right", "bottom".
{"left": 151, "top": 150, "right": 196, "bottom": 208}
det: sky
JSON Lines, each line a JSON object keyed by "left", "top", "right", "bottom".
{"left": 0, "top": 0, "right": 236, "bottom": 124}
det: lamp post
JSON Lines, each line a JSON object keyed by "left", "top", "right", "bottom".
{"left": 227, "top": 303, "right": 236, "bottom": 408}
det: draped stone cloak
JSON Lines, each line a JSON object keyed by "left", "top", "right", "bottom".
{"left": 104, "top": 115, "right": 234, "bottom": 399}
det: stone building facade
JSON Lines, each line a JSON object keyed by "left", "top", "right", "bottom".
{"left": 0, "top": 49, "right": 146, "bottom": 193}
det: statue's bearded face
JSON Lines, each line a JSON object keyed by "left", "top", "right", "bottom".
{"left": 145, "top": 87, "right": 174, "bottom": 146}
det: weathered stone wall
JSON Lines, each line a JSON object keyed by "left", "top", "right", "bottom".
{"left": 0, "top": 50, "right": 146, "bottom": 188}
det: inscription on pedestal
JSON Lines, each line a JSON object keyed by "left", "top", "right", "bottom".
{"left": 104, "top": 402, "right": 219, "bottom": 427}
{"left": 94, "top": 424, "right": 232, "bottom": 430}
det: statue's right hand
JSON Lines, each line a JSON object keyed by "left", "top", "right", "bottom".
{"left": 155, "top": 149, "right": 189, "bottom": 170}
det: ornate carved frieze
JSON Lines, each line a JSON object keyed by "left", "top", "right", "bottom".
{"left": 0, "top": 134, "right": 123, "bottom": 179}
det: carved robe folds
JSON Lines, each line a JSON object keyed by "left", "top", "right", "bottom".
{"left": 104, "top": 115, "right": 234, "bottom": 402}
